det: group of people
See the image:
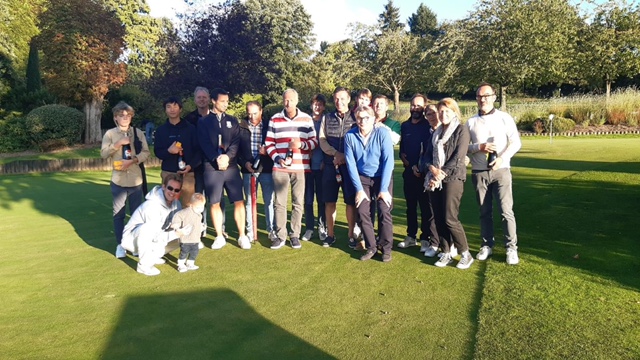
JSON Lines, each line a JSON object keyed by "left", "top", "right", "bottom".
{"left": 101, "top": 83, "right": 521, "bottom": 276}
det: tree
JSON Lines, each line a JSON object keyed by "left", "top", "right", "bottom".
{"left": 576, "top": 1, "right": 640, "bottom": 98}
{"left": 378, "top": 0, "right": 404, "bottom": 32}
{"left": 408, "top": 3, "right": 438, "bottom": 38}
{"left": 305, "top": 40, "right": 361, "bottom": 99}
{"left": 38, "top": 0, "right": 126, "bottom": 143}
{"left": 0, "top": 0, "right": 43, "bottom": 73}
{"left": 180, "top": 0, "right": 314, "bottom": 102}
{"left": 353, "top": 25, "right": 427, "bottom": 109}
{"left": 460, "top": 0, "right": 581, "bottom": 109}
{"left": 26, "top": 41, "right": 41, "bottom": 92}
{"left": 104, "top": 0, "right": 167, "bottom": 83}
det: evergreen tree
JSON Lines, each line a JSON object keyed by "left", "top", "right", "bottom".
{"left": 408, "top": 3, "right": 438, "bottom": 38}
{"left": 378, "top": 0, "right": 403, "bottom": 32}
{"left": 26, "top": 40, "right": 41, "bottom": 92}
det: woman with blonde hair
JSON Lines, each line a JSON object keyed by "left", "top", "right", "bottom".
{"left": 423, "top": 98, "right": 473, "bottom": 269}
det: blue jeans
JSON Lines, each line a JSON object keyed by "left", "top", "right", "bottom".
{"left": 471, "top": 168, "right": 518, "bottom": 250}
{"left": 110, "top": 182, "right": 143, "bottom": 244}
{"left": 242, "top": 172, "right": 275, "bottom": 238}
{"left": 304, "top": 169, "right": 325, "bottom": 231}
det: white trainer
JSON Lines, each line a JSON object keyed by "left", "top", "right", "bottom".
{"left": 424, "top": 246, "right": 439, "bottom": 258}
{"left": 136, "top": 264, "right": 160, "bottom": 276}
{"left": 477, "top": 246, "right": 493, "bottom": 261}
{"left": 211, "top": 235, "right": 227, "bottom": 250}
{"left": 115, "top": 244, "right": 126, "bottom": 259}
{"left": 154, "top": 258, "right": 166, "bottom": 265}
{"left": 238, "top": 235, "right": 251, "bottom": 250}
{"left": 398, "top": 236, "right": 417, "bottom": 248}
{"left": 506, "top": 248, "right": 520, "bottom": 265}
{"left": 186, "top": 260, "right": 199, "bottom": 271}
{"left": 435, "top": 253, "right": 453, "bottom": 268}
{"left": 301, "top": 229, "right": 314, "bottom": 241}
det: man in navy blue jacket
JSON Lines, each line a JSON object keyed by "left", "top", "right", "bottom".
{"left": 154, "top": 96, "right": 200, "bottom": 207}
{"left": 197, "top": 88, "right": 250, "bottom": 250}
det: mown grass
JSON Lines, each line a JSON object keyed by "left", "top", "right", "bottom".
{"left": 0, "top": 137, "right": 638, "bottom": 359}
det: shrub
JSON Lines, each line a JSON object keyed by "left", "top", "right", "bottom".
{"left": 515, "top": 110, "right": 544, "bottom": 132}
{"left": 25, "top": 104, "right": 85, "bottom": 151}
{"left": 2, "top": 86, "right": 57, "bottom": 113}
{"left": 103, "top": 85, "right": 163, "bottom": 129}
{"left": 549, "top": 116, "right": 575, "bottom": 133}
{"left": 0, "top": 111, "right": 31, "bottom": 152}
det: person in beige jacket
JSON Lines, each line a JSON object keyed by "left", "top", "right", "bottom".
{"left": 101, "top": 101, "right": 150, "bottom": 259}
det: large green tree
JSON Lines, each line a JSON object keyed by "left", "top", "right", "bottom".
{"left": 378, "top": 0, "right": 404, "bottom": 32}
{"left": 304, "top": 40, "right": 361, "bottom": 100}
{"left": 38, "top": 0, "right": 126, "bottom": 143}
{"left": 408, "top": 3, "right": 438, "bottom": 38}
{"left": 104, "top": 0, "right": 166, "bottom": 83}
{"left": 180, "top": 0, "right": 314, "bottom": 102}
{"left": 353, "top": 25, "right": 426, "bottom": 109}
{"left": 576, "top": 1, "right": 640, "bottom": 98}
{"left": 460, "top": 0, "right": 581, "bottom": 108}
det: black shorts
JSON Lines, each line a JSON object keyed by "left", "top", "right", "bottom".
{"left": 203, "top": 163, "right": 244, "bottom": 205}
{"left": 322, "top": 163, "right": 355, "bottom": 205}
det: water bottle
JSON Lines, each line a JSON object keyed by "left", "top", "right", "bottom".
{"left": 252, "top": 154, "right": 263, "bottom": 172}
{"left": 178, "top": 150, "right": 186, "bottom": 171}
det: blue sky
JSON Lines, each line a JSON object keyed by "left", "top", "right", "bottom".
{"left": 147, "top": 0, "right": 475, "bottom": 46}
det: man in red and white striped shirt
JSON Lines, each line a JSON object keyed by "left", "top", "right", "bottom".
{"left": 264, "top": 89, "right": 318, "bottom": 249}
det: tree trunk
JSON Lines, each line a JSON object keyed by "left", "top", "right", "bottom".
{"left": 84, "top": 97, "right": 103, "bottom": 144}
{"left": 393, "top": 87, "right": 400, "bottom": 113}
{"left": 500, "top": 85, "right": 508, "bottom": 111}
{"left": 606, "top": 80, "right": 611, "bottom": 100}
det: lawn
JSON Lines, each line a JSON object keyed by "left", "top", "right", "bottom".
{"left": 0, "top": 136, "right": 638, "bottom": 359}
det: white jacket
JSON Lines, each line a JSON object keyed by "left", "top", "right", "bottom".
{"left": 121, "top": 186, "right": 181, "bottom": 251}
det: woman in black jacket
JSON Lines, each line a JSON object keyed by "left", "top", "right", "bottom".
{"left": 423, "top": 98, "right": 473, "bottom": 269}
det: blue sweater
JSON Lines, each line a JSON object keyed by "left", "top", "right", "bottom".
{"left": 344, "top": 126, "right": 394, "bottom": 193}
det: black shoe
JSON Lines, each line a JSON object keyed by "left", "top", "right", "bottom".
{"left": 290, "top": 237, "right": 301, "bottom": 249}
{"left": 382, "top": 253, "right": 392, "bottom": 263}
{"left": 360, "top": 249, "right": 376, "bottom": 261}
{"left": 348, "top": 238, "right": 357, "bottom": 249}
{"left": 270, "top": 238, "right": 285, "bottom": 250}
{"left": 322, "top": 236, "right": 336, "bottom": 248}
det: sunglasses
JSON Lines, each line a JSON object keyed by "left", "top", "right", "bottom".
{"left": 166, "top": 185, "right": 182, "bottom": 193}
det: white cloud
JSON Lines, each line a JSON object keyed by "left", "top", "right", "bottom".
{"left": 147, "top": 0, "right": 187, "bottom": 21}
{"left": 301, "top": 0, "right": 377, "bottom": 48}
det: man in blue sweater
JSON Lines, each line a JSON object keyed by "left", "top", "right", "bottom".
{"left": 344, "top": 105, "right": 395, "bottom": 262}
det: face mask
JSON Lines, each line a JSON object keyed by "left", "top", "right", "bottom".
{"left": 193, "top": 206, "right": 205, "bottom": 214}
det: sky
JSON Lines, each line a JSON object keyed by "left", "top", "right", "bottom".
{"left": 146, "top": 0, "right": 475, "bottom": 46}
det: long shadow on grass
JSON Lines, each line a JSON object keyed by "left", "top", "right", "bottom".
{"left": 512, "top": 170, "right": 640, "bottom": 291}
{"left": 514, "top": 157, "right": 640, "bottom": 175}
{"left": 101, "top": 288, "right": 334, "bottom": 359}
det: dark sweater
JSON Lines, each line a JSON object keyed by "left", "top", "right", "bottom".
{"left": 399, "top": 118, "right": 430, "bottom": 168}
{"left": 238, "top": 117, "right": 274, "bottom": 174}
{"left": 154, "top": 119, "right": 200, "bottom": 172}
{"left": 197, "top": 113, "right": 241, "bottom": 168}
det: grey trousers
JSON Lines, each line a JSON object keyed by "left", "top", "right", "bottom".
{"left": 471, "top": 168, "right": 518, "bottom": 249}
{"left": 272, "top": 170, "right": 305, "bottom": 240}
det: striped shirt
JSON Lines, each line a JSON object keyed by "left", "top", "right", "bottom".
{"left": 265, "top": 109, "right": 318, "bottom": 173}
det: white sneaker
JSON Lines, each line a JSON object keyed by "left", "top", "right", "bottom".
{"left": 506, "top": 248, "right": 520, "bottom": 265}
{"left": 424, "top": 246, "right": 439, "bottom": 258}
{"left": 155, "top": 258, "right": 166, "bottom": 265}
{"left": 318, "top": 226, "right": 328, "bottom": 241}
{"left": 198, "top": 241, "right": 204, "bottom": 250}
{"left": 238, "top": 235, "right": 251, "bottom": 250}
{"left": 435, "top": 253, "right": 453, "bottom": 268}
{"left": 456, "top": 252, "right": 474, "bottom": 270}
{"left": 137, "top": 264, "right": 160, "bottom": 276}
{"left": 186, "top": 260, "right": 199, "bottom": 271}
{"left": 397, "top": 236, "right": 417, "bottom": 248}
{"left": 177, "top": 264, "right": 188, "bottom": 273}
{"left": 301, "top": 230, "right": 314, "bottom": 241}
{"left": 115, "top": 245, "right": 126, "bottom": 259}
{"left": 477, "top": 246, "right": 492, "bottom": 261}
{"left": 211, "top": 235, "right": 227, "bottom": 250}
{"left": 450, "top": 245, "right": 458, "bottom": 258}
{"left": 419, "top": 240, "right": 429, "bottom": 253}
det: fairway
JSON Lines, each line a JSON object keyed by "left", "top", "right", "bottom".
{"left": 0, "top": 137, "right": 638, "bottom": 359}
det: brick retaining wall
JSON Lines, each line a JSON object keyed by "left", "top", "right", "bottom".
{"left": 0, "top": 157, "right": 162, "bottom": 175}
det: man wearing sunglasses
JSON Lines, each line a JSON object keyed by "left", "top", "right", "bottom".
{"left": 122, "top": 174, "right": 184, "bottom": 276}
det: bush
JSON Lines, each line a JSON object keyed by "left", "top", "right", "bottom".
{"left": 0, "top": 111, "right": 31, "bottom": 152}
{"left": 549, "top": 116, "right": 576, "bottom": 133}
{"left": 1, "top": 86, "right": 57, "bottom": 113}
{"left": 25, "top": 105, "right": 85, "bottom": 151}
{"left": 103, "top": 85, "right": 163, "bottom": 129}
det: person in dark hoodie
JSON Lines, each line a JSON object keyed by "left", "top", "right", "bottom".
{"left": 238, "top": 100, "right": 275, "bottom": 243}
{"left": 154, "top": 96, "right": 200, "bottom": 208}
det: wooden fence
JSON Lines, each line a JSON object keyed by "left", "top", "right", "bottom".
{"left": 0, "top": 157, "right": 162, "bottom": 175}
